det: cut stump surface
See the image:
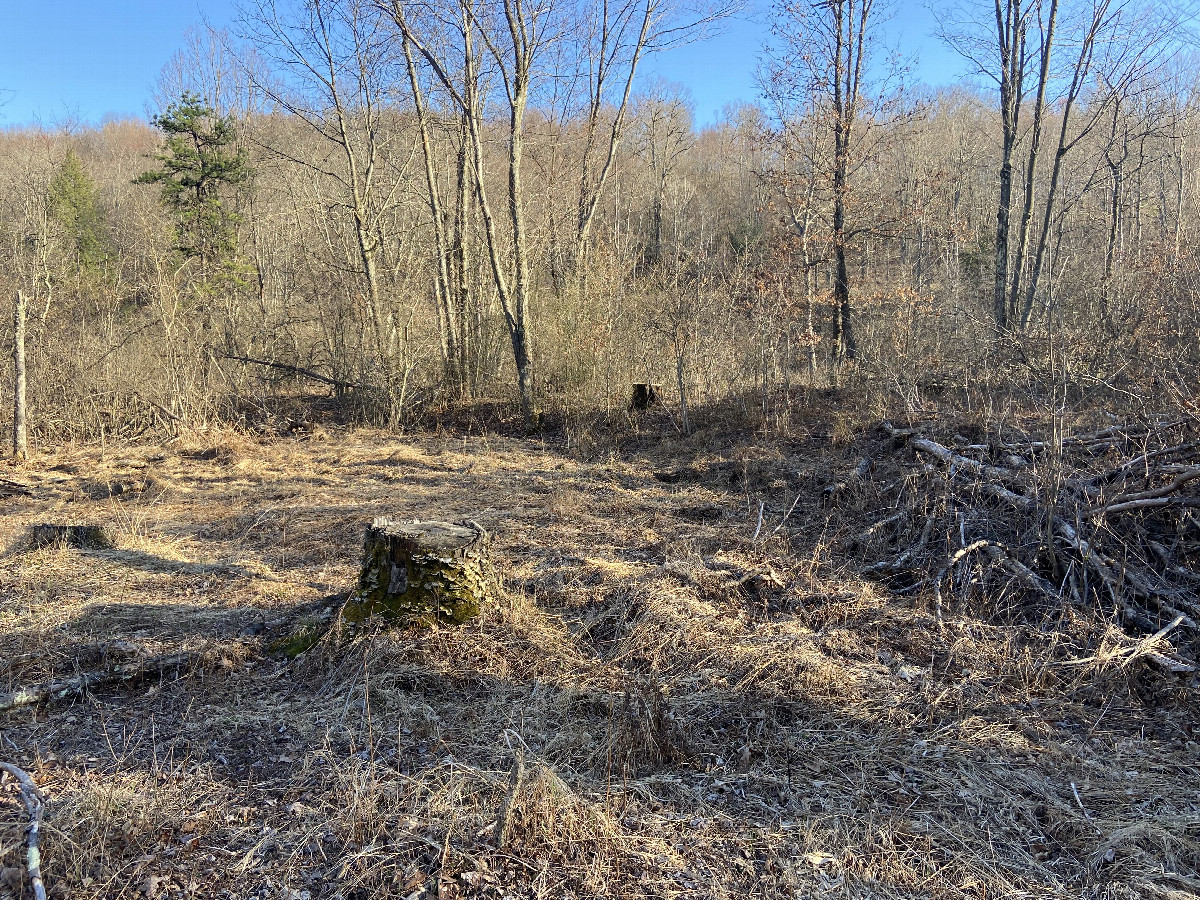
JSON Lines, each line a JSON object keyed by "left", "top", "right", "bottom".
{"left": 342, "top": 518, "right": 494, "bottom": 627}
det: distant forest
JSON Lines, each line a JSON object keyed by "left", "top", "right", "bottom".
{"left": 2, "top": 0, "right": 1198, "bottom": 442}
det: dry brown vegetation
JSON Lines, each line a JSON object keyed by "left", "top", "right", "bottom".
{"left": 1, "top": 403, "right": 1197, "bottom": 900}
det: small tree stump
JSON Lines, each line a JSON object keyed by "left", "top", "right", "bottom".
{"left": 30, "top": 523, "right": 114, "bottom": 550}
{"left": 342, "top": 518, "right": 494, "bottom": 627}
{"left": 630, "top": 383, "right": 663, "bottom": 412}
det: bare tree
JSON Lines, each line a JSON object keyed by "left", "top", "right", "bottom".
{"left": 943, "top": 0, "right": 1173, "bottom": 331}
{"left": 387, "top": 0, "right": 734, "bottom": 423}
{"left": 763, "top": 0, "right": 910, "bottom": 370}
{"left": 11, "top": 290, "right": 27, "bottom": 460}
{"left": 153, "top": 26, "right": 271, "bottom": 120}
{"left": 386, "top": 0, "right": 544, "bottom": 421}
{"left": 1018, "top": 0, "right": 1168, "bottom": 329}
{"left": 239, "top": 0, "right": 416, "bottom": 417}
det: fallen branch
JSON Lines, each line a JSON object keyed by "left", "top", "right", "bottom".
{"left": 981, "top": 544, "right": 1060, "bottom": 599}
{"left": 844, "top": 511, "right": 908, "bottom": 550}
{"left": 933, "top": 540, "right": 991, "bottom": 630}
{"left": 0, "top": 762, "right": 47, "bottom": 900}
{"left": 1099, "top": 467, "right": 1200, "bottom": 516}
{"left": 1057, "top": 616, "right": 1195, "bottom": 673}
{"left": 0, "top": 651, "right": 195, "bottom": 715}
{"left": 822, "top": 457, "right": 873, "bottom": 506}
{"left": 1101, "top": 496, "right": 1200, "bottom": 516}
{"left": 869, "top": 419, "right": 1198, "bottom": 659}
{"left": 1086, "top": 442, "right": 1200, "bottom": 487}
{"left": 223, "top": 355, "right": 364, "bottom": 393}
{"left": 131, "top": 391, "right": 190, "bottom": 430}
{"left": 862, "top": 513, "right": 934, "bottom": 576}
{"left": 911, "top": 437, "right": 1017, "bottom": 482}
{"left": 0, "top": 478, "right": 35, "bottom": 498}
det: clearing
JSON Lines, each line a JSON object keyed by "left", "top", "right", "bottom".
{"left": 0, "top": 418, "right": 1197, "bottom": 899}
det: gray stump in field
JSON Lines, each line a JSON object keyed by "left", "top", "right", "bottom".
{"left": 30, "top": 523, "right": 114, "bottom": 550}
{"left": 342, "top": 518, "right": 494, "bottom": 627}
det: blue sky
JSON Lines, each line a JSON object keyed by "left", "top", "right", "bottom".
{"left": 0, "top": 0, "right": 968, "bottom": 128}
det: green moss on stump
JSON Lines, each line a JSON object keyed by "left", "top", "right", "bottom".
{"left": 341, "top": 518, "right": 494, "bottom": 628}
{"left": 268, "top": 621, "right": 329, "bottom": 659}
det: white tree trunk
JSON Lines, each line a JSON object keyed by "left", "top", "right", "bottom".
{"left": 12, "top": 290, "right": 27, "bottom": 461}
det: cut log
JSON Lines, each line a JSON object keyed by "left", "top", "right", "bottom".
{"left": 341, "top": 518, "right": 494, "bottom": 627}
{"left": 29, "top": 523, "right": 114, "bottom": 550}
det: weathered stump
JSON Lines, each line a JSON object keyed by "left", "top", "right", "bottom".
{"left": 30, "top": 523, "right": 114, "bottom": 550}
{"left": 630, "top": 383, "right": 663, "bottom": 412}
{"left": 341, "top": 518, "right": 494, "bottom": 627}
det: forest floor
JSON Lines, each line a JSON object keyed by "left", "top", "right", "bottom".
{"left": 0, "top": 410, "right": 1197, "bottom": 900}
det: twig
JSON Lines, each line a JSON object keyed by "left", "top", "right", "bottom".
{"left": 0, "top": 762, "right": 48, "bottom": 900}
{"left": 1070, "top": 780, "right": 1101, "bottom": 834}
{"left": 770, "top": 493, "right": 803, "bottom": 535}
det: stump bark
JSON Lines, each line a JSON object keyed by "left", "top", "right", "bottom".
{"left": 342, "top": 518, "right": 494, "bottom": 627}
{"left": 30, "top": 523, "right": 114, "bottom": 550}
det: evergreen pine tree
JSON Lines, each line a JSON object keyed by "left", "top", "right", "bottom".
{"left": 135, "top": 92, "right": 251, "bottom": 266}
{"left": 49, "top": 148, "right": 108, "bottom": 269}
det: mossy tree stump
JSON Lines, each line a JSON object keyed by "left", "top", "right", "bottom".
{"left": 342, "top": 518, "right": 494, "bottom": 627}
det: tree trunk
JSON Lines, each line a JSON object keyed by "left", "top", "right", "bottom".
{"left": 453, "top": 113, "right": 473, "bottom": 393}
{"left": 1008, "top": 0, "right": 1058, "bottom": 325}
{"left": 13, "top": 291, "right": 27, "bottom": 461}
{"left": 405, "top": 34, "right": 462, "bottom": 390}
{"left": 342, "top": 518, "right": 495, "bottom": 627}
{"left": 673, "top": 334, "right": 690, "bottom": 435}
{"left": 507, "top": 86, "right": 537, "bottom": 427}
{"left": 993, "top": 0, "right": 1025, "bottom": 332}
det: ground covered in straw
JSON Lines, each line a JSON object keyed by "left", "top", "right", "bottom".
{"left": 0, "top": 418, "right": 1197, "bottom": 900}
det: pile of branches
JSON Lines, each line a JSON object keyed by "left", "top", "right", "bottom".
{"left": 843, "top": 418, "right": 1200, "bottom": 669}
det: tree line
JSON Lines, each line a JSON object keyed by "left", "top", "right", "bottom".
{"left": 3, "top": 0, "right": 1198, "bottom": 448}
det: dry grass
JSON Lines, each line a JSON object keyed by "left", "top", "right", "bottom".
{"left": 0, "top": 422, "right": 1197, "bottom": 900}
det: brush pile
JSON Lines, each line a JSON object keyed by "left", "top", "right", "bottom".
{"left": 846, "top": 418, "right": 1200, "bottom": 669}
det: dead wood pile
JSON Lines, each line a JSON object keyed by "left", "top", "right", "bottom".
{"left": 842, "top": 419, "right": 1200, "bottom": 670}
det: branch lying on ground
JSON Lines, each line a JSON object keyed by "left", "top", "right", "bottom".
{"left": 822, "top": 456, "right": 872, "bottom": 506}
{"left": 862, "top": 419, "right": 1200, "bottom": 662}
{"left": 0, "top": 761, "right": 48, "bottom": 900}
{"left": 0, "top": 650, "right": 196, "bottom": 714}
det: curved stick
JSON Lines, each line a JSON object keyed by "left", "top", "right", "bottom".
{"left": 0, "top": 761, "right": 48, "bottom": 900}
